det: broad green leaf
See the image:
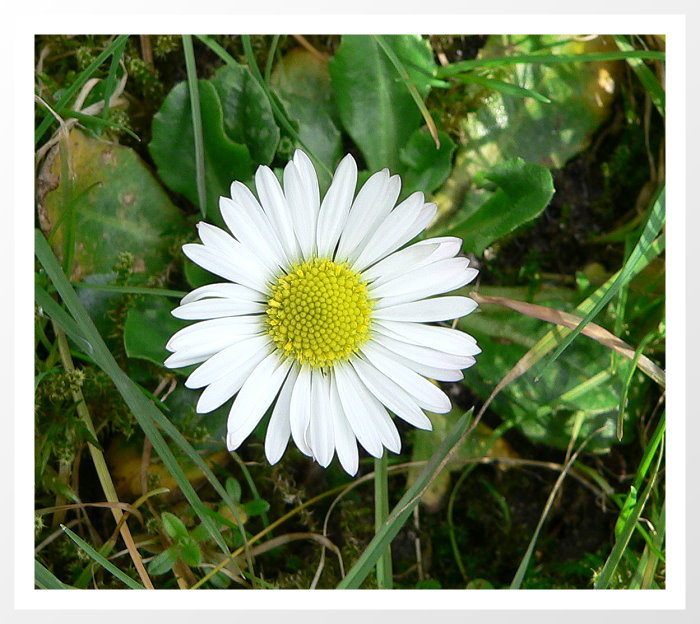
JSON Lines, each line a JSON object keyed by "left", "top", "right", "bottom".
{"left": 399, "top": 128, "right": 456, "bottom": 198}
{"left": 329, "top": 35, "right": 435, "bottom": 171}
{"left": 277, "top": 92, "right": 342, "bottom": 177}
{"left": 460, "top": 35, "right": 622, "bottom": 169}
{"left": 226, "top": 477, "right": 242, "bottom": 503}
{"left": 147, "top": 547, "right": 178, "bottom": 576}
{"left": 41, "top": 129, "right": 187, "bottom": 282}
{"left": 243, "top": 498, "right": 270, "bottom": 517}
{"left": 123, "top": 296, "right": 186, "bottom": 368}
{"left": 162, "top": 511, "right": 189, "bottom": 541}
{"left": 150, "top": 80, "right": 254, "bottom": 218}
{"left": 272, "top": 48, "right": 341, "bottom": 174}
{"left": 446, "top": 158, "right": 554, "bottom": 256}
{"left": 211, "top": 63, "right": 280, "bottom": 164}
{"left": 179, "top": 537, "right": 202, "bottom": 567}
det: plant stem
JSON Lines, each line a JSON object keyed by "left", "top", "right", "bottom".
{"left": 374, "top": 452, "right": 393, "bottom": 588}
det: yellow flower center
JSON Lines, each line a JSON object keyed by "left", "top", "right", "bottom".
{"left": 266, "top": 258, "right": 372, "bottom": 368}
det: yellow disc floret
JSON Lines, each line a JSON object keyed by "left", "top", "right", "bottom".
{"left": 266, "top": 258, "right": 372, "bottom": 368}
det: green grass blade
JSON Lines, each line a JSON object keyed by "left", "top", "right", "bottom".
{"left": 535, "top": 185, "right": 665, "bottom": 379}
{"left": 35, "top": 283, "right": 90, "bottom": 354}
{"left": 337, "top": 409, "right": 473, "bottom": 589}
{"left": 182, "top": 35, "right": 207, "bottom": 218}
{"left": 437, "top": 49, "right": 666, "bottom": 78}
{"left": 373, "top": 453, "right": 393, "bottom": 588}
{"left": 71, "top": 282, "right": 187, "bottom": 298}
{"left": 35, "top": 35, "right": 130, "bottom": 146}
{"left": 510, "top": 427, "right": 603, "bottom": 589}
{"left": 613, "top": 35, "right": 665, "bottom": 117}
{"left": 457, "top": 73, "right": 551, "bottom": 103}
{"left": 35, "top": 560, "right": 72, "bottom": 589}
{"left": 101, "top": 35, "right": 127, "bottom": 121}
{"left": 60, "top": 525, "right": 145, "bottom": 589}
{"left": 594, "top": 413, "right": 665, "bottom": 588}
{"left": 35, "top": 230, "right": 231, "bottom": 558}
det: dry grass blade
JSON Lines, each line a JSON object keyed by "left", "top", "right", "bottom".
{"left": 470, "top": 292, "right": 665, "bottom": 387}
{"left": 36, "top": 502, "right": 144, "bottom": 524}
{"left": 249, "top": 532, "right": 345, "bottom": 577}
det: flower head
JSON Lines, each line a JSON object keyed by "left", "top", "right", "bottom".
{"left": 165, "top": 150, "right": 480, "bottom": 475}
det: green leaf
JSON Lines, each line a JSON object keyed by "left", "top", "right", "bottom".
{"left": 211, "top": 63, "right": 280, "bottom": 164}
{"left": 447, "top": 158, "right": 554, "bottom": 256}
{"left": 147, "top": 547, "right": 178, "bottom": 576}
{"left": 243, "top": 498, "right": 270, "bottom": 517}
{"left": 399, "top": 128, "right": 456, "bottom": 197}
{"left": 162, "top": 512, "right": 189, "bottom": 541}
{"left": 41, "top": 129, "right": 187, "bottom": 281}
{"left": 225, "top": 477, "right": 243, "bottom": 503}
{"left": 124, "top": 296, "right": 186, "bottom": 367}
{"left": 178, "top": 537, "right": 202, "bottom": 567}
{"left": 150, "top": 80, "right": 254, "bottom": 218}
{"left": 277, "top": 92, "right": 342, "bottom": 177}
{"left": 329, "top": 35, "right": 435, "bottom": 171}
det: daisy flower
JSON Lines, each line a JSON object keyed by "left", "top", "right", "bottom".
{"left": 165, "top": 150, "right": 480, "bottom": 475}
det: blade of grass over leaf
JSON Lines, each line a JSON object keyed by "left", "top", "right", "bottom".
{"left": 60, "top": 524, "right": 145, "bottom": 589}
{"left": 617, "top": 332, "right": 658, "bottom": 440}
{"left": 35, "top": 230, "right": 233, "bottom": 561}
{"left": 437, "top": 49, "right": 665, "bottom": 78}
{"left": 373, "top": 35, "right": 440, "bottom": 149}
{"left": 456, "top": 73, "right": 551, "bottom": 103}
{"left": 533, "top": 185, "right": 665, "bottom": 380}
{"left": 337, "top": 409, "right": 473, "bottom": 589}
{"left": 35, "top": 35, "right": 130, "bottom": 146}
{"left": 594, "top": 413, "right": 665, "bottom": 588}
{"left": 613, "top": 35, "right": 665, "bottom": 117}
{"left": 469, "top": 293, "right": 665, "bottom": 388}
{"left": 182, "top": 35, "right": 207, "bottom": 218}
{"left": 196, "top": 34, "right": 331, "bottom": 182}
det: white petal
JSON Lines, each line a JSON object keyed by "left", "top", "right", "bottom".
{"left": 366, "top": 335, "right": 464, "bottom": 381}
{"left": 316, "top": 154, "right": 358, "bottom": 258}
{"left": 172, "top": 298, "right": 265, "bottom": 320}
{"left": 371, "top": 258, "right": 478, "bottom": 307}
{"left": 180, "top": 282, "right": 266, "bottom": 305}
{"left": 352, "top": 193, "right": 434, "bottom": 272}
{"left": 360, "top": 341, "right": 452, "bottom": 414}
{"left": 361, "top": 240, "right": 441, "bottom": 285}
{"left": 255, "top": 165, "right": 300, "bottom": 261}
{"left": 184, "top": 334, "right": 270, "bottom": 389}
{"left": 164, "top": 350, "right": 213, "bottom": 369}
{"left": 308, "top": 372, "right": 335, "bottom": 467}
{"left": 220, "top": 192, "right": 286, "bottom": 272}
{"left": 289, "top": 366, "right": 313, "bottom": 456}
{"left": 182, "top": 242, "right": 270, "bottom": 294}
{"left": 333, "top": 364, "right": 383, "bottom": 458}
{"left": 351, "top": 357, "right": 432, "bottom": 430}
{"left": 166, "top": 316, "right": 263, "bottom": 353}
{"left": 226, "top": 354, "right": 292, "bottom": 451}
{"left": 336, "top": 169, "right": 397, "bottom": 261}
{"left": 375, "top": 321, "right": 482, "bottom": 358}
{"left": 372, "top": 296, "right": 477, "bottom": 322}
{"left": 329, "top": 374, "right": 359, "bottom": 475}
{"left": 196, "top": 344, "right": 270, "bottom": 413}
{"left": 334, "top": 362, "right": 401, "bottom": 455}
{"left": 264, "top": 365, "right": 299, "bottom": 465}
{"left": 284, "top": 151, "right": 320, "bottom": 260}
{"left": 373, "top": 333, "right": 471, "bottom": 369}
